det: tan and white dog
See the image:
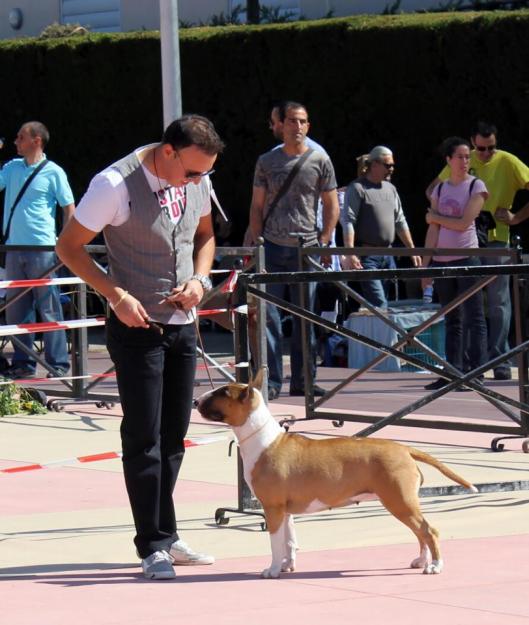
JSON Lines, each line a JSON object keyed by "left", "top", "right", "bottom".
{"left": 195, "top": 370, "right": 477, "bottom": 578}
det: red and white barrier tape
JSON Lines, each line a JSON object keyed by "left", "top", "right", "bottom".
{"left": 209, "top": 267, "right": 238, "bottom": 274}
{"left": 0, "top": 271, "right": 238, "bottom": 290}
{"left": 198, "top": 304, "right": 247, "bottom": 316}
{"left": 0, "top": 434, "right": 228, "bottom": 475}
{"left": 0, "top": 317, "right": 106, "bottom": 337}
{"left": 0, "top": 304, "right": 246, "bottom": 338}
{"left": 0, "top": 361, "right": 248, "bottom": 385}
{"left": 0, "top": 371, "right": 116, "bottom": 386}
{"left": 0, "top": 277, "right": 83, "bottom": 289}
{"left": 220, "top": 270, "right": 239, "bottom": 294}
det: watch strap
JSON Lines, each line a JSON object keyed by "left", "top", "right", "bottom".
{"left": 190, "top": 273, "right": 212, "bottom": 291}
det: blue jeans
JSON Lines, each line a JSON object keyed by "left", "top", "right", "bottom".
{"left": 106, "top": 313, "right": 197, "bottom": 558}
{"left": 481, "top": 241, "right": 511, "bottom": 370}
{"left": 360, "top": 254, "right": 396, "bottom": 308}
{"left": 5, "top": 250, "right": 69, "bottom": 371}
{"left": 264, "top": 240, "right": 316, "bottom": 392}
{"left": 432, "top": 256, "right": 487, "bottom": 373}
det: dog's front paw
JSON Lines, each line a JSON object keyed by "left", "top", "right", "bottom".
{"left": 423, "top": 559, "right": 443, "bottom": 575}
{"left": 281, "top": 558, "right": 296, "bottom": 573}
{"left": 261, "top": 566, "right": 281, "bottom": 579}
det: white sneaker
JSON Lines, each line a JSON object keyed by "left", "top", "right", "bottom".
{"left": 141, "top": 550, "right": 176, "bottom": 579}
{"left": 169, "top": 539, "right": 215, "bottom": 566}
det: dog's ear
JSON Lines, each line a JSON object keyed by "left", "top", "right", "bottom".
{"left": 238, "top": 367, "right": 266, "bottom": 403}
{"left": 249, "top": 367, "right": 265, "bottom": 392}
{"left": 238, "top": 387, "right": 249, "bottom": 402}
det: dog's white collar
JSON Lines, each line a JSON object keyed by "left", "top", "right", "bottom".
{"left": 237, "top": 420, "right": 270, "bottom": 446}
{"left": 233, "top": 399, "right": 283, "bottom": 451}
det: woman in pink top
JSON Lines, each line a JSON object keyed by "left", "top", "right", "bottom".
{"left": 422, "top": 137, "right": 488, "bottom": 391}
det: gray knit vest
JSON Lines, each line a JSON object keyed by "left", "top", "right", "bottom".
{"left": 104, "top": 149, "right": 209, "bottom": 323}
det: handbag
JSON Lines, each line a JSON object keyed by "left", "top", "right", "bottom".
{"left": 474, "top": 210, "right": 496, "bottom": 248}
{"left": 0, "top": 159, "right": 48, "bottom": 267}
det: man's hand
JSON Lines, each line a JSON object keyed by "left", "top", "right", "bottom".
{"left": 242, "top": 226, "right": 256, "bottom": 246}
{"left": 319, "top": 250, "right": 333, "bottom": 268}
{"left": 163, "top": 280, "right": 204, "bottom": 311}
{"left": 411, "top": 255, "right": 422, "bottom": 267}
{"left": 494, "top": 207, "right": 516, "bottom": 225}
{"left": 341, "top": 254, "right": 363, "bottom": 270}
{"left": 111, "top": 291, "right": 150, "bottom": 328}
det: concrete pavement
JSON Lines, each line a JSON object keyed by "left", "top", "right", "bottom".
{"left": 1, "top": 343, "right": 529, "bottom": 624}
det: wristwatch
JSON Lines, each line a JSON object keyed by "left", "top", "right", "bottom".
{"left": 190, "top": 273, "right": 212, "bottom": 292}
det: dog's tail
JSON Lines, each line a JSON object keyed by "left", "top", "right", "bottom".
{"left": 409, "top": 448, "right": 478, "bottom": 493}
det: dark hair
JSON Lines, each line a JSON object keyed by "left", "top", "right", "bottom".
{"left": 270, "top": 99, "right": 285, "bottom": 112}
{"left": 24, "top": 121, "right": 50, "bottom": 148}
{"left": 440, "top": 136, "right": 471, "bottom": 159}
{"left": 162, "top": 114, "right": 224, "bottom": 155}
{"left": 356, "top": 154, "right": 369, "bottom": 177}
{"left": 278, "top": 100, "right": 307, "bottom": 122}
{"left": 471, "top": 121, "right": 497, "bottom": 140}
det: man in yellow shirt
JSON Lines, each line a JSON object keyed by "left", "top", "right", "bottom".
{"left": 426, "top": 122, "right": 529, "bottom": 380}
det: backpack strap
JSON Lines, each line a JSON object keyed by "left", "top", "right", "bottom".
{"left": 436, "top": 177, "right": 477, "bottom": 200}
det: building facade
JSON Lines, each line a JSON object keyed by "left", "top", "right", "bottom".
{"left": 0, "top": 0, "right": 451, "bottom": 39}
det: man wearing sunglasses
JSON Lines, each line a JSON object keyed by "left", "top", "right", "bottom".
{"left": 340, "top": 145, "right": 421, "bottom": 308}
{"left": 426, "top": 122, "right": 529, "bottom": 380}
{"left": 57, "top": 115, "right": 225, "bottom": 579}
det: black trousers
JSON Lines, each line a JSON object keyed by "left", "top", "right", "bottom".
{"left": 106, "top": 313, "right": 197, "bottom": 558}
{"left": 431, "top": 257, "right": 487, "bottom": 373}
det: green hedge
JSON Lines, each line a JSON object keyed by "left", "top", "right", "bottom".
{"left": 2, "top": 11, "right": 529, "bottom": 246}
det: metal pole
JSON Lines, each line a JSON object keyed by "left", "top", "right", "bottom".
{"left": 246, "top": 0, "right": 260, "bottom": 23}
{"left": 159, "top": 0, "right": 182, "bottom": 125}
{"left": 71, "top": 282, "right": 89, "bottom": 398}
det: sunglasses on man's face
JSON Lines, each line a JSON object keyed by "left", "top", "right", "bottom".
{"left": 475, "top": 145, "right": 497, "bottom": 152}
{"left": 174, "top": 150, "right": 215, "bottom": 179}
{"left": 379, "top": 162, "right": 395, "bottom": 170}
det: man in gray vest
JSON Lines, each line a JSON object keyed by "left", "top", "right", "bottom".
{"left": 57, "top": 115, "right": 224, "bottom": 580}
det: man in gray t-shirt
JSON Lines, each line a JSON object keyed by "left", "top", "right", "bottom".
{"left": 253, "top": 147, "right": 336, "bottom": 247}
{"left": 248, "top": 101, "right": 339, "bottom": 399}
{"left": 340, "top": 145, "right": 420, "bottom": 308}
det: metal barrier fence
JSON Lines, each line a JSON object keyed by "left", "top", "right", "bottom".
{"left": 214, "top": 243, "right": 529, "bottom": 528}
{"left": 0, "top": 243, "right": 266, "bottom": 411}
{"left": 237, "top": 244, "right": 529, "bottom": 451}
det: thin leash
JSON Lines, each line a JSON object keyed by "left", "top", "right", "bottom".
{"left": 187, "top": 308, "right": 215, "bottom": 389}
{"left": 148, "top": 307, "right": 215, "bottom": 390}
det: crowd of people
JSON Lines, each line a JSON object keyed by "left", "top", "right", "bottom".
{"left": 2, "top": 108, "right": 529, "bottom": 579}
{"left": 248, "top": 104, "right": 529, "bottom": 398}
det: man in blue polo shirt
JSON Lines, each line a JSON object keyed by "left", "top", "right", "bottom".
{"left": 0, "top": 121, "right": 74, "bottom": 378}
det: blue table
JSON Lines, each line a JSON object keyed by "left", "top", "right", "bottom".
{"left": 344, "top": 305, "right": 445, "bottom": 372}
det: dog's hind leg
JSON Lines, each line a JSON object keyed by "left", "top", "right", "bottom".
{"left": 416, "top": 520, "right": 442, "bottom": 575}
{"left": 410, "top": 541, "right": 431, "bottom": 570}
{"left": 379, "top": 494, "right": 443, "bottom": 575}
{"left": 262, "top": 505, "right": 288, "bottom": 579}
{"left": 281, "top": 514, "right": 298, "bottom": 572}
